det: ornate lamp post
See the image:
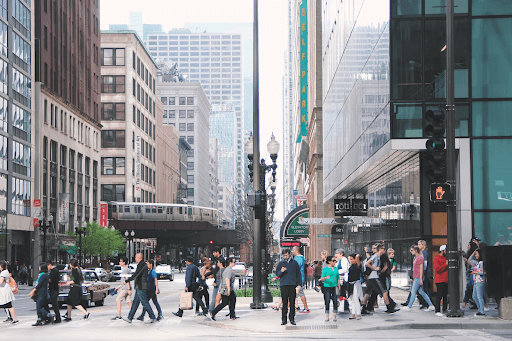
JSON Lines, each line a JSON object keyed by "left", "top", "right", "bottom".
{"left": 124, "top": 230, "right": 135, "bottom": 262}
{"left": 75, "top": 221, "right": 87, "bottom": 266}
{"left": 39, "top": 214, "right": 53, "bottom": 262}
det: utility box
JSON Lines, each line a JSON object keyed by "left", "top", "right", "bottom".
{"left": 483, "top": 245, "right": 512, "bottom": 299}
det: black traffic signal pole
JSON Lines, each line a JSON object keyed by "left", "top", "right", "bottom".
{"left": 445, "top": 0, "right": 463, "bottom": 318}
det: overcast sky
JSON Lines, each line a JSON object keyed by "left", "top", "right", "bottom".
{"left": 100, "top": 0, "right": 289, "bottom": 220}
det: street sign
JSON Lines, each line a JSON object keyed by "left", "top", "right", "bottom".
{"left": 281, "top": 241, "right": 301, "bottom": 247}
{"left": 298, "top": 217, "right": 346, "bottom": 225}
{"left": 317, "top": 234, "right": 331, "bottom": 238}
{"left": 155, "top": 255, "right": 161, "bottom": 262}
{"left": 299, "top": 238, "right": 310, "bottom": 244}
{"left": 112, "top": 250, "right": 118, "bottom": 257}
{"left": 332, "top": 225, "right": 344, "bottom": 235}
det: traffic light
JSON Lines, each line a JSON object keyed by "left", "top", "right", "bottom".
{"left": 248, "top": 162, "right": 253, "bottom": 182}
{"left": 425, "top": 107, "right": 446, "bottom": 182}
{"left": 430, "top": 183, "right": 452, "bottom": 202}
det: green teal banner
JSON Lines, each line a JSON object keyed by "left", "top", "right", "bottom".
{"left": 297, "top": 0, "right": 308, "bottom": 143}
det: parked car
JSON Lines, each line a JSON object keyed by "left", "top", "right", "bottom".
{"left": 232, "top": 262, "right": 247, "bottom": 277}
{"left": 128, "top": 263, "right": 138, "bottom": 273}
{"left": 112, "top": 265, "right": 122, "bottom": 281}
{"left": 57, "top": 270, "right": 110, "bottom": 308}
{"left": 154, "top": 264, "right": 174, "bottom": 281}
{"left": 87, "top": 268, "right": 109, "bottom": 282}
{"left": 55, "top": 264, "right": 69, "bottom": 271}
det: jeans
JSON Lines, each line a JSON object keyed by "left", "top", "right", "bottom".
{"left": 196, "top": 287, "right": 209, "bottom": 312}
{"left": 323, "top": 286, "right": 338, "bottom": 314}
{"left": 435, "top": 282, "right": 448, "bottom": 313}
{"left": 463, "top": 282, "right": 474, "bottom": 303}
{"left": 281, "top": 285, "right": 296, "bottom": 322}
{"left": 211, "top": 290, "right": 236, "bottom": 318}
{"left": 209, "top": 286, "right": 219, "bottom": 312}
{"left": 408, "top": 278, "right": 433, "bottom": 308}
{"left": 48, "top": 290, "right": 61, "bottom": 321}
{"left": 36, "top": 296, "right": 51, "bottom": 321}
{"left": 472, "top": 282, "right": 485, "bottom": 314}
{"left": 128, "top": 290, "right": 155, "bottom": 320}
{"left": 140, "top": 291, "right": 162, "bottom": 318}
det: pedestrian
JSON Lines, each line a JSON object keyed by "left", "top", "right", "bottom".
{"left": 123, "top": 253, "right": 156, "bottom": 324}
{"left": 210, "top": 258, "right": 237, "bottom": 321}
{"left": 334, "top": 249, "right": 350, "bottom": 312}
{"left": 30, "top": 263, "right": 54, "bottom": 326}
{"left": 347, "top": 254, "right": 362, "bottom": 320}
{"left": 211, "top": 258, "right": 225, "bottom": 311}
{"left": 307, "top": 262, "right": 314, "bottom": 289}
{"left": 207, "top": 247, "right": 224, "bottom": 312}
{"left": 461, "top": 241, "right": 478, "bottom": 309}
{"left": 418, "top": 240, "right": 432, "bottom": 307}
{"left": 313, "top": 261, "right": 322, "bottom": 291}
{"left": 111, "top": 257, "right": 133, "bottom": 320}
{"left": 173, "top": 257, "right": 208, "bottom": 317}
{"left": 433, "top": 245, "right": 448, "bottom": 316}
{"left": 64, "top": 259, "right": 90, "bottom": 321}
{"left": 388, "top": 249, "right": 397, "bottom": 276}
{"left": 137, "top": 259, "right": 163, "bottom": 321}
{"left": 361, "top": 244, "right": 399, "bottom": 314}
{"left": 0, "top": 260, "right": 18, "bottom": 324}
{"left": 402, "top": 245, "right": 435, "bottom": 311}
{"left": 276, "top": 249, "right": 302, "bottom": 325}
{"left": 321, "top": 256, "right": 339, "bottom": 322}
{"left": 379, "top": 246, "right": 396, "bottom": 306}
{"left": 292, "top": 246, "right": 310, "bottom": 313}
{"left": 470, "top": 248, "right": 485, "bottom": 317}
{"left": 196, "top": 258, "right": 210, "bottom": 316}
{"left": 47, "top": 261, "right": 61, "bottom": 323}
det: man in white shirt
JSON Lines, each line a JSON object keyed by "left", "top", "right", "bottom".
{"left": 335, "top": 249, "right": 350, "bottom": 311}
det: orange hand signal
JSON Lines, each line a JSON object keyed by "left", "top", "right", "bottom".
{"left": 435, "top": 186, "right": 445, "bottom": 200}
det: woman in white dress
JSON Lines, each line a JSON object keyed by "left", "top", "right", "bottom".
{"left": 0, "top": 260, "right": 18, "bottom": 324}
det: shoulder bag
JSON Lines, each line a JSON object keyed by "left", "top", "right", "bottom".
{"left": 9, "top": 275, "right": 18, "bottom": 294}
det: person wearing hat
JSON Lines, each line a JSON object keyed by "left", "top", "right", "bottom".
{"left": 433, "top": 245, "right": 448, "bottom": 316}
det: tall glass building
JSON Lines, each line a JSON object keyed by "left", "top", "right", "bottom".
{"left": 322, "top": 0, "right": 512, "bottom": 267}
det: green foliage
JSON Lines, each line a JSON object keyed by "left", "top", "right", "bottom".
{"left": 67, "top": 222, "right": 126, "bottom": 257}
{"left": 234, "top": 288, "right": 281, "bottom": 298}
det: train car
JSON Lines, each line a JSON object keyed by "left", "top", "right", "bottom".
{"left": 107, "top": 202, "right": 220, "bottom": 227}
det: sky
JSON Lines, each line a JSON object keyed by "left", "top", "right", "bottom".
{"left": 100, "top": 0, "right": 289, "bottom": 221}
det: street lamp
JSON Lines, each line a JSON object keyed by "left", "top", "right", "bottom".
{"left": 125, "top": 230, "right": 135, "bottom": 262}
{"left": 39, "top": 214, "right": 53, "bottom": 262}
{"left": 75, "top": 221, "right": 87, "bottom": 266}
{"left": 247, "top": 133, "right": 280, "bottom": 306}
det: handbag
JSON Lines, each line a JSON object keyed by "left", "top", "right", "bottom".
{"left": 9, "top": 275, "right": 18, "bottom": 294}
{"left": 179, "top": 292, "right": 193, "bottom": 310}
{"left": 28, "top": 288, "right": 38, "bottom": 302}
{"left": 219, "top": 285, "right": 228, "bottom": 296}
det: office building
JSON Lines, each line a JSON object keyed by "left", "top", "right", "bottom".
{"left": 156, "top": 109, "right": 180, "bottom": 204}
{"left": 100, "top": 31, "right": 160, "bottom": 203}
{"left": 218, "top": 182, "right": 234, "bottom": 229}
{"left": 157, "top": 81, "right": 211, "bottom": 206}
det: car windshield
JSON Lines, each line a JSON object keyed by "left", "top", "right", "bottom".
{"left": 59, "top": 271, "right": 98, "bottom": 282}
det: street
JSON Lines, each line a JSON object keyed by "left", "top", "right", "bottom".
{"left": 2, "top": 272, "right": 512, "bottom": 340}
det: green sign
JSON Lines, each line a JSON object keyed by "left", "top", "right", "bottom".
{"left": 287, "top": 212, "right": 309, "bottom": 236}
{"left": 113, "top": 250, "right": 118, "bottom": 257}
{"left": 317, "top": 234, "right": 331, "bottom": 238}
{"left": 297, "top": 0, "right": 308, "bottom": 143}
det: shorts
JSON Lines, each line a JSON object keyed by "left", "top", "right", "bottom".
{"left": 297, "top": 285, "right": 305, "bottom": 297}
{"left": 367, "top": 278, "right": 388, "bottom": 296}
{"left": 116, "top": 289, "right": 132, "bottom": 303}
{"left": 0, "top": 302, "right": 12, "bottom": 309}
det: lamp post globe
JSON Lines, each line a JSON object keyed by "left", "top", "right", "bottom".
{"left": 267, "top": 133, "right": 280, "bottom": 156}
{"left": 245, "top": 134, "right": 254, "bottom": 157}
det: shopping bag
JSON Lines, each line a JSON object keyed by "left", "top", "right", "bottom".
{"left": 180, "top": 292, "right": 193, "bottom": 310}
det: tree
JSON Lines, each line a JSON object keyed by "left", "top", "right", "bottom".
{"left": 67, "top": 222, "right": 126, "bottom": 258}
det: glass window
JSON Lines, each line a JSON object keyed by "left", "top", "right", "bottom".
{"left": 161, "top": 97, "right": 167, "bottom": 105}
{"left": 187, "top": 97, "right": 194, "bottom": 105}
{"left": 179, "top": 123, "right": 186, "bottom": 131}
{"left": 11, "top": 177, "right": 30, "bottom": 216}
{"left": 101, "top": 130, "right": 125, "bottom": 148}
{"left": 179, "top": 110, "right": 186, "bottom": 118}
{"left": 391, "top": 21, "right": 422, "bottom": 100}
{"left": 101, "top": 103, "right": 125, "bottom": 121}
{"left": 187, "top": 123, "right": 194, "bottom": 131}
{"left": 393, "top": 104, "right": 422, "bottom": 137}
{"left": 187, "top": 162, "right": 194, "bottom": 170}
{"left": 169, "top": 110, "right": 175, "bottom": 118}
{"left": 473, "top": 101, "right": 512, "bottom": 137}
{"left": 187, "top": 110, "right": 194, "bottom": 118}
{"left": 187, "top": 136, "right": 194, "bottom": 144}
{"left": 101, "top": 184, "right": 125, "bottom": 201}
{"left": 473, "top": 139, "right": 512, "bottom": 210}
{"left": 474, "top": 212, "right": 512, "bottom": 247}
{"left": 473, "top": 0, "right": 512, "bottom": 15}
{"left": 101, "top": 157, "right": 125, "bottom": 175}
{"left": 169, "top": 97, "right": 175, "bottom": 105}
{"left": 472, "top": 18, "right": 512, "bottom": 99}
{"left": 187, "top": 175, "right": 194, "bottom": 184}
{"left": 179, "top": 97, "right": 186, "bottom": 105}
{"left": 425, "top": 0, "right": 468, "bottom": 14}
{"left": 101, "top": 75, "right": 125, "bottom": 93}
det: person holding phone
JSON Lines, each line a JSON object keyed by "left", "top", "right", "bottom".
{"left": 276, "top": 249, "right": 302, "bottom": 326}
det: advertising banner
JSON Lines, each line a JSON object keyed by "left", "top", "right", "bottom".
{"left": 100, "top": 202, "right": 108, "bottom": 228}
{"left": 58, "top": 193, "right": 69, "bottom": 224}
{"left": 134, "top": 135, "right": 141, "bottom": 198}
{"left": 297, "top": 0, "right": 308, "bottom": 142}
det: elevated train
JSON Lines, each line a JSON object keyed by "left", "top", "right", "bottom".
{"left": 108, "top": 202, "right": 220, "bottom": 226}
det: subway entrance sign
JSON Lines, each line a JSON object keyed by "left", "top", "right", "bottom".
{"left": 430, "top": 183, "right": 452, "bottom": 202}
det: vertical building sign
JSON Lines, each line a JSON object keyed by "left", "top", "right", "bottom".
{"left": 134, "top": 135, "right": 141, "bottom": 199}
{"left": 58, "top": 193, "right": 69, "bottom": 224}
{"left": 297, "top": 0, "right": 308, "bottom": 143}
{"left": 100, "top": 202, "right": 108, "bottom": 228}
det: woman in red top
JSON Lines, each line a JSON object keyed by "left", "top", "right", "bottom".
{"left": 433, "top": 245, "right": 448, "bottom": 316}
{"left": 403, "top": 245, "right": 435, "bottom": 311}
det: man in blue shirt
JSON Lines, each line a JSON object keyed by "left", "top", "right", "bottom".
{"left": 137, "top": 259, "right": 163, "bottom": 321}
{"left": 292, "top": 246, "right": 310, "bottom": 313}
{"left": 276, "top": 249, "right": 302, "bottom": 325}
{"left": 173, "top": 257, "right": 207, "bottom": 317}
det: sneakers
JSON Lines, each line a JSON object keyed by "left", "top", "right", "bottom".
{"left": 122, "top": 317, "right": 132, "bottom": 324}
{"left": 144, "top": 319, "right": 156, "bottom": 324}
{"left": 484, "top": 307, "right": 490, "bottom": 312}
{"left": 475, "top": 312, "right": 485, "bottom": 317}
{"left": 3, "top": 317, "right": 12, "bottom": 323}
{"left": 84, "top": 313, "right": 91, "bottom": 320}
{"left": 210, "top": 313, "right": 216, "bottom": 321}
{"left": 111, "top": 315, "right": 122, "bottom": 320}
{"left": 419, "top": 305, "right": 428, "bottom": 310}
{"left": 427, "top": 306, "right": 436, "bottom": 311}
{"left": 299, "top": 309, "right": 310, "bottom": 313}
{"left": 156, "top": 315, "right": 164, "bottom": 321}
{"left": 10, "top": 320, "right": 19, "bottom": 325}
{"left": 385, "top": 308, "right": 399, "bottom": 314}
{"left": 136, "top": 315, "right": 144, "bottom": 321}
{"left": 314, "top": 287, "right": 320, "bottom": 292}
{"left": 402, "top": 306, "right": 411, "bottom": 311}
{"left": 401, "top": 302, "right": 408, "bottom": 306}
{"left": 435, "top": 312, "right": 444, "bottom": 317}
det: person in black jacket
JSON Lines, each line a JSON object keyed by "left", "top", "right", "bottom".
{"left": 276, "top": 249, "right": 302, "bottom": 326}
{"left": 173, "top": 257, "right": 208, "bottom": 317}
{"left": 31, "top": 263, "right": 54, "bottom": 326}
{"left": 123, "top": 253, "right": 156, "bottom": 324}
{"left": 47, "top": 261, "right": 61, "bottom": 323}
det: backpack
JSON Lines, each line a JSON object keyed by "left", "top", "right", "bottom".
{"left": 10, "top": 275, "right": 18, "bottom": 294}
{"left": 361, "top": 258, "right": 372, "bottom": 280}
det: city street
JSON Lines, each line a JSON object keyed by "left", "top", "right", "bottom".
{"left": 2, "top": 272, "right": 512, "bottom": 340}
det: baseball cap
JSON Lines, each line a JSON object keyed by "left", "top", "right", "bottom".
{"left": 440, "top": 245, "right": 446, "bottom": 251}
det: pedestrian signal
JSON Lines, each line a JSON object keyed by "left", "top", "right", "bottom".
{"left": 430, "top": 183, "right": 452, "bottom": 202}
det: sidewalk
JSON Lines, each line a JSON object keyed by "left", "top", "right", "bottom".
{"left": 194, "top": 287, "right": 512, "bottom": 333}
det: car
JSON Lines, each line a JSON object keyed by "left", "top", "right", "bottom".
{"left": 232, "top": 262, "right": 247, "bottom": 277}
{"left": 112, "top": 265, "right": 122, "bottom": 281}
{"left": 57, "top": 270, "right": 111, "bottom": 308}
{"left": 128, "top": 263, "right": 138, "bottom": 273}
{"left": 55, "top": 264, "right": 69, "bottom": 271}
{"left": 87, "top": 267, "right": 109, "bottom": 282}
{"left": 154, "top": 264, "right": 174, "bottom": 281}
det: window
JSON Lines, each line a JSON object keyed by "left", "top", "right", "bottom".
{"left": 187, "top": 175, "right": 194, "bottom": 184}
{"left": 101, "top": 157, "right": 125, "bottom": 175}
{"left": 101, "top": 48, "right": 125, "bottom": 66}
{"left": 101, "top": 184, "right": 125, "bottom": 201}
{"left": 101, "top": 130, "right": 125, "bottom": 148}
{"left": 161, "top": 97, "right": 167, "bottom": 105}
{"left": 101, "top": 103, "right": 125, "bottom": 121}
{"left": 393, "top": 104, "right": 422, "bottom": 138}
{"left": 187, "top": 136, "right": 194, "bottom": 144}
{"left": 179, "top": 123, "right": 186, "bottom": 131}
{"left": 179, "top": 97, "right": 186, "bottom": 105}
{"left": 187, "top": 97, "right": 194, "bottom": 105}
{"left": 169, "top": 110, "right": 175, "bottom": 118}
{"left": 472, "top": 0, "right": 511, "bottom": 15}
{"left": 169, "top": 97, "right": 175, "bottom": 105}
{"left": 187, "top": 123, "right": 194, "bottom": 131}
{"left": 179, "top": 110, "right": 186, "bottom": 118}
{"left": 101, "top": 76, "right": 125, "bottom": 93}
{"left": 187, "top": 162, "right": 194, "bottom": 170}
{"left": 187, "top": 110, "right": 194, "bottom": 118}
{"left": 473, "top": 101, "right": 512, "bottom": 137}
{"left": 11, "top": 177, "right": 30, "bottom": 216}
{"left": 12, "top": 103, "right": 31, "bottom": 142}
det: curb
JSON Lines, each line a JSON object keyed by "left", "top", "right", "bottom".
{"left": 374, "top": 322, "right": 512, "bottom": 330}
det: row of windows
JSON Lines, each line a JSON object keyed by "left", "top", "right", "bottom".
{"left": 161, "top": 96, "right": 194, "bottom": 105}
{"left": 148, "top": 35, "right": 241, "bottom": 40}
{"left": 132, "top": 51, "right": 156, "bottom": 94}
{"left": 135, "top": 134, "right": 156, "bottom": 164}
{"left": 132, "top": 78, "right": 156, "bottom": 116}
{"left": 149, "top": 55, "right": 241, "bottom": 62}
{"left": 132, "top": 106, "right": 156, "bottom": 141}
{"left": 163, "top": 110, "right": 194, "bottom": 119}
{"left": 149, "top": 45, "right": 241, "bottom": 50}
